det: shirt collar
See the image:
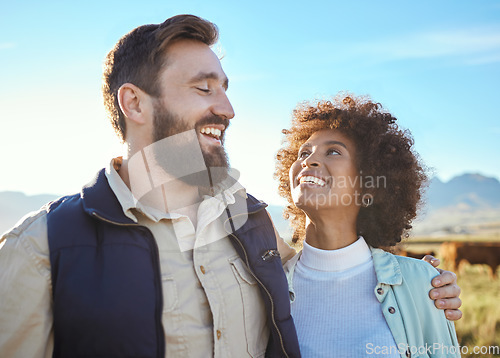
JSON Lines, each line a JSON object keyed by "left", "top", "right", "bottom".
{"left": 105, "top": 157, "right": 247, "bottom": 223}
{"left": 300, "top": 237, "right": 372, "bottom": 272}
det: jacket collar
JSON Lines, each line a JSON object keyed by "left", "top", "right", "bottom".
{"left": 370, "top": 247, "right": 403, "bottom": 286}
{"left": 80, "top": 169, "right": 137, "bottom": 225}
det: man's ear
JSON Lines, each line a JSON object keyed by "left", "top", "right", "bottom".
{"left": 117, "top": 83, "right": 150, "bottom": 125}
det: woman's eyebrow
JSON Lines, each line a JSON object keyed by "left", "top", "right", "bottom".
{"left": 325, "top": 140, "right": 347, "bottom": 149}
{"left": 300, "top": 140, "right": 347, "bottom": 150}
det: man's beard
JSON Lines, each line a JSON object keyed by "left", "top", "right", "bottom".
{"left": 152, "top": 100, "right": 230, "bottom": 189}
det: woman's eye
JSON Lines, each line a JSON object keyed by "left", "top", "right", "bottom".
{"left": 298, "top": 151, "right": 310, "bottom": 159}
{"left": 327, "top": 148, "right": 340, "bottom": 156}
{"left": 197, "top": 88, "right": 210, "bottom": 93}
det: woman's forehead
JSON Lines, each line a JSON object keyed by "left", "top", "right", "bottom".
{"left": 302, "top": 129, "right": 352, "bottom": 146}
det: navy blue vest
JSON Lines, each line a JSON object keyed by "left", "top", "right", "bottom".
{"left": 47, "top": 169, "right": 300, "bottom": 357}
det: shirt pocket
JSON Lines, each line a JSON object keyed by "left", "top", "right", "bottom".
{"left": 161, "top": 274, "right": 190, "bottom": 357}
{"left": 230, "top": 257, "right": 269, "bottom": 358}
{"left": 161, "top": 273, "right": 179, "bottom": 313}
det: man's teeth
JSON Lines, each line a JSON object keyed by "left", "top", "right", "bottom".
{"left": 300, "top": 176, "right": 326, "bottom": 187}
{"left": 200, "top": 127, "right": 222, "bottom": 138}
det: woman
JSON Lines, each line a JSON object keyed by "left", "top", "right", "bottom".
{"left": 275, "top": 94, "right": 460, "bottom": 357}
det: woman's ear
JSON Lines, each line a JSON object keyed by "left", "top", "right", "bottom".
{"left": 117, "top": 83, "right": 150, "bottom": 125}
{"left": 361, "top": 190, "right": 375, "bottom": 207}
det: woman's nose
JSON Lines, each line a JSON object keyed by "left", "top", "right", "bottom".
{"left": 301, "top": 155, "right": 320, "bottom": 167}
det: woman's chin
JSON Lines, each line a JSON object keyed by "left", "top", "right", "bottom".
{"left": 293, "top": 198, "right": 327, "bottom": 213}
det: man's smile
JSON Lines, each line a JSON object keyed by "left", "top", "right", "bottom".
{"left": 199, "top": 124, "right": 225, "bottom": 146}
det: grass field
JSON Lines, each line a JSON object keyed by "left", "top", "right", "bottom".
{"left": 454, "top": 265, "right": 500, "bottom": 357}
{"left": 401, "top": 236, "right": 500, "bottom": 357}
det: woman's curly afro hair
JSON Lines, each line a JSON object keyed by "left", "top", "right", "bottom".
{"left": 275, "top": 93, "right": 428, "bottom": 248}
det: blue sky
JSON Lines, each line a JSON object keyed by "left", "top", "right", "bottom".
{"left": 1, "top": 0, "right": 499, "bottom": 204}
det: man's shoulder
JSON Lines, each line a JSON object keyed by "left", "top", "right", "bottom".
{"left": 1, "top": 194, "right": 78, "bottom": 242}
{"left": 2, "top": 206, "right": 48, "bottom": 242}
{"left": 45, "top": 193, "right": 83, "bottom": 215}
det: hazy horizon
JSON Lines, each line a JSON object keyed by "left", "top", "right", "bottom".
{"left": 1, "top": 171, "right": 498, "bottom": 203}
{"left": 2, "top": 0, "right": 499, "bottom": 204}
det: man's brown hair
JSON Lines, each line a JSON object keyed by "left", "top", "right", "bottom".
{"left": 102, "top": 15, "right": 219, "bottom": 142}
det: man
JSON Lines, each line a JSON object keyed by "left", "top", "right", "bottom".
{"left": 0, "top": 15, "right": 461, "bottom": 358}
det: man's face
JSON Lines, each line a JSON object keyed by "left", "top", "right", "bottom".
{"left": 151, "top": 39, "right": 235, "bottom": 185}
{"left": 152, "top": 101, "right": 230, "bottom": 185}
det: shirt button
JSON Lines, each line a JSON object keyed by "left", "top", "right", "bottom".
{"left": 377, "top": 287, "right": 384, "bottom": 295}
{"left": 216, "top": 330, "right": 222, "bottom": 340}
{"left": 200, "top": 266, "right": 206, "bottom": 274}
{"left": 388, "top": 307, "right": 396, "bottom": 314}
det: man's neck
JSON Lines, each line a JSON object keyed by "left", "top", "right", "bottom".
{"left": 118, "top": 158, "right": 201, "bottom": 225}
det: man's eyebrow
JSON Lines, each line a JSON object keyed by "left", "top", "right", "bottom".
{"left": 189, "top": 71, "right": 229, "bottom": 90}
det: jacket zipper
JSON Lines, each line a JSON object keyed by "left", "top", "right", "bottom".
{"left": 224, "top": 210, "right": 289, "bottom": 358}
{"left": 91, "top": 212, "right": 165, "bottom": 358}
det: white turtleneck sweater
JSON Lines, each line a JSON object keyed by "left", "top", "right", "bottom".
{"left": 290, "top": 238, "right": 399, "bottom": 357}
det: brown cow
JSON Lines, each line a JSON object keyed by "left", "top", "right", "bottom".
{"left": 395, "top": 248, "right": 436, "bottom": 260}
{"left": 440, "top": 242, "right": 500, "bottom": 279}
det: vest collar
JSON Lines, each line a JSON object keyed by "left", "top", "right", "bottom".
{"left": 80, "top": 169, "right": 137, "bottom": 225}
{"left": 223, "top": 193, "right": 268, "bottom": 236}
{"left": 81, "top": 169, "right": 269, "bottom": 228}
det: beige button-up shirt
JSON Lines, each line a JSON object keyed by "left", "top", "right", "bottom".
{"left": 0, "top": 159, "right": 296, "bottom": 357}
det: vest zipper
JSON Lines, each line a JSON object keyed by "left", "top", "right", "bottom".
{"left": 224, "top": 210, "right": 289, "bottom": 358}
{"left": 91, "top": 212, "right": 165, "bottom": 358}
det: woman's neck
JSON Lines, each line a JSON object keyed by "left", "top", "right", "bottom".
{"left": 304, "top": 210, "right": 358, "bottom": 250}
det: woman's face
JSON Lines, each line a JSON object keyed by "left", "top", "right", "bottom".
{"left": 289, "top": 129, "right": 362, "bottom": 212}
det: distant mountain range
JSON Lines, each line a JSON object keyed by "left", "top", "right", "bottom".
{"left": 269, "top": 173, "right": 500, "bottom": 238}
{"left": 411, "top": 173, "right": 500, "bottom": 236}
{"left": 1, "top": 173, "right": 499, "bottom": 238}
{"left": 426, "top": 174, "right": 500, "bottom": 211}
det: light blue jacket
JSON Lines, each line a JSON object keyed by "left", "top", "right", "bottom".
{"left": 284, "top": 246, "right": 461, "bottom": 358}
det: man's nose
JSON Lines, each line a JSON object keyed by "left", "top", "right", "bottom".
{"left": 211, "top": 90, "right": 235, "bottom": 120}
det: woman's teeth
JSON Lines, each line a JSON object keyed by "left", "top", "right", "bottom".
{"left": 299, "top": 176, "right": 326, "bottom": 187}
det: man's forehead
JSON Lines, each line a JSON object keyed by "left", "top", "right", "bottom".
{"left": 162, "top": 40, "right": 226, "bottom": 79}
{"left": 166, "top": 39, "right": 219, "bottom": 65}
